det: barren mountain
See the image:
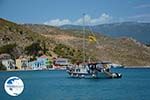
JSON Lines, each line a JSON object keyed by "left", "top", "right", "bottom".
{"left": 1, "top": 18, "right": 150, "bottom": 66}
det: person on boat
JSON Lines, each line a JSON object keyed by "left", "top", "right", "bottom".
{"left": 103, "top": 64, "right": 110, "bottom": 72}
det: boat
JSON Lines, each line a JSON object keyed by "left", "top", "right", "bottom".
{"left": 109, "top": 63, "right": 124, "bottom": 68}
{"left": 66, "top": 62, "right": 122, "bottom": 78}
{"left": 66, "top": 14, "right": 122, "bottom": 79}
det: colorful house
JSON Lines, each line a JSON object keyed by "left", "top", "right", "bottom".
{"left": 29, "top": 55, "right": 51, "bottom": 70}
{"left": 16, "top": 57, "right": 29, "bottom": 70}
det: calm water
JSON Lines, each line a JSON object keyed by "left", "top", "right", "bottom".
{"left": 0, "top": 68, "right": 150, "bottom": 100}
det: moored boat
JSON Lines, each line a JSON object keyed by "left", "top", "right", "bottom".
{"left": 66, "top": 62, "right": 122, "bottom": 78}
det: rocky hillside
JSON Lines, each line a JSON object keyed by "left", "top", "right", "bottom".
{"left": 1, "top": 18, "right": 150, "bottom": 66}
{"left": 0, "top": 18, "right": 55, "bottom": 57}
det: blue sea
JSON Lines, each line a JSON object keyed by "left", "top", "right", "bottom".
{"left": 0, "top": 68, "right": 150, "bottom": 100}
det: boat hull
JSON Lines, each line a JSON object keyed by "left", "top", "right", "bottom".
{"left": 67, "top": 70, "right": 122, "bottom": 79}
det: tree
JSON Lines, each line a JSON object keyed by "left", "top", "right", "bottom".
{"left": 24, "top": 42, "right": 42, "bottom": 57}
{"left": 42, "top": 41, "right": 48, "bottom": 54}
{"left": 0, "top": 43, "right": 17, "bottom": 59}
{"left": 0, "top": 43, "right": 16, "bottom": 54}
{"left": 53, "top": 44, "right": 85, "bottom": 63}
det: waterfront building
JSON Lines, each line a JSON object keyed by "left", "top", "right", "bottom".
{"left": 16, "top": 57, "right": 29, "bottom": 70}
{"left": 29, "top": 55, "right": 51, "bottom": 70}
{"left": 0, "top": 53, "right": 15, "bottom": 70}
{"left": 53, "top": 58, "right": 70, "bottom": 69}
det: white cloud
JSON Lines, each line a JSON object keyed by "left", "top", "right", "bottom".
{"left": 44, "top": 13, "right": 112, "bottom": 26}
{"left": 44, "top": 19, "right": 71, "bottom": 26}
{"left": 92, "top": 13, "right": 112, "bottom": 25}
{"left": 74, "top": 15, "right": 92, "bottom": 25}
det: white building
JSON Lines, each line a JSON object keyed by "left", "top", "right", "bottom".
{"left": 0, "top": 53, "right": 15, "bottom": 70}
{"left": 2, "top": 59, "right": 15, "bottom": 70}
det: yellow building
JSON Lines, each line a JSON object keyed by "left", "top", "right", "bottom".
{"left": 16, "top": 58, "right": 29, "bottom": 69}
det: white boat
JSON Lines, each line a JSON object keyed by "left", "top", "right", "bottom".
{"left": 66, "top": 62, "right": 122, "bottom": 78}
{"left": 109, "top": 63, "right": 124, "bottom": 68}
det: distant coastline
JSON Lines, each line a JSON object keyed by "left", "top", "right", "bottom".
{"left": 0, "top": 66, "right": 150, "bottom": 72}
{"left": 124, "top": 66, "right": 150, "bottom": 68}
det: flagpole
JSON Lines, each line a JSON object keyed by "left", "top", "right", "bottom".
{"left": 82, "top": 13, "right": 86, "bottom": 64}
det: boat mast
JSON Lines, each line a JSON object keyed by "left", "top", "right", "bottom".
{"left": 82, "top": 13, "right": 86, "bottom": 64}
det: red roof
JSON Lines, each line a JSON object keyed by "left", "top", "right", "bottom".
{"left": 39, "top": 55, "right": 48, "bottom": 58}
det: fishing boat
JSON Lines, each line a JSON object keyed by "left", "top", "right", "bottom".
{"left": 66, "top": 14, "right": 122, "bottom": 79}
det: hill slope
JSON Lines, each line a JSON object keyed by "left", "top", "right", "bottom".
{"left": 0, "top": 18, "right": 150, "bottom": 66}
{"left": 0, "top": 18, "right": 55, "bottom": 57}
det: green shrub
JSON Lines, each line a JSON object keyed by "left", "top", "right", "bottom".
{"left": 53, "top": 44, "right": 88, "bottom": 63}
{"left": 0, "top": 43, "right": 16, "bottom": 54}
{"left": 24, "top": 42, "right": 42, "bottom": 57}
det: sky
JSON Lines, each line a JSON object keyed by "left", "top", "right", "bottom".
{"left": 0, "top": 0, "right": 150, "bottom": 26}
